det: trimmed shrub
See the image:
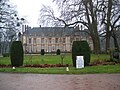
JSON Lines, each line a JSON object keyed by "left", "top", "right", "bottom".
{"left": 41, "top": 49, "right": 45, "bottom": 55}
{"left": 2, "top": 53, "right": 9, "bottom": 57}
{"left": 56, "top": 49, "right": 61, "bottom": 55}
{"left": 113, "top": 48, "right": 119, "bottom": 60}
{"left": 72, "top": 41, "right": 91, "bottom": 67}
{"left": 10, "top": 41, "right": 24, "bottom": 67}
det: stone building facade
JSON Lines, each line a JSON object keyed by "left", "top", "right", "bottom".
{"left": 22, "top": 26, "right": 93, "bottom": 53}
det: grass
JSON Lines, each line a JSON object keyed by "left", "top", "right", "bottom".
{"left": 90, "top": 54, "right": 110, "bottom": 62}
{"left": 0, "top": 54, "right": 73, "bottom": 65}
{"left": 0, "top": 65, "right": 120, "bottom": 74}
{"left": 0, "top": 54, "right": 110, "bottom": 65}
{"left": 0, "top": 53, "right": 120, "bottom": 74}
{"left": 24, "top": 54, "right": 72, "bottom": 65}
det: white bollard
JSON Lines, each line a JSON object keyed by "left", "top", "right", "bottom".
{"left": 12, "top": 67, "right": 15, "bottom": 70}
{"left": 66, "top": 67, "right": 69, "bottom": 71}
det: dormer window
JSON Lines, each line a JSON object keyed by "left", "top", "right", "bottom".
{"left": 42, "top": 33, "right": 44, "bottom": 37}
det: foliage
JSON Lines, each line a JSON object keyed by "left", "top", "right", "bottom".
{"left": 60, "top": 53, "right": 65, "bottom": 65}
{"left": 10, "top": 41, "right": 24, "bottom": 67}
{"left": 56, "top": 49, "right": 60, "bottom": 55}
{"left": 41, "top": 49, "right": 45, "bottom": 55}
{"left": 72, "top": 41, "right": 91, "bottom": 67}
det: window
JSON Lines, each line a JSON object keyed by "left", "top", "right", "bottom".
{"left": 38, "top": 38, "right": 40, "bottom": 44}
{"left": 70, "top": 38, "right": 73, "bottom": 43}
{"left": 55, "top": 38, "right": 58, "bottom": 43}
{"left": 52, "top": 38, "right": 54, "bottom": 43}
{"left": 45, "top": 39, "right": 47, "bottom": 43}
{"left": 48, "top": 45, "right": 51, "bottom": 52}
{"left": 29, "top": 38, "right": 31, "bottom": 44}
{"left": 49, "top": 38, "right": 51, "bottom": 43}
{"left": 63, "top": 38, "right": 66, "bottom": 43}
{"left": 33, "top": 38, "right": 36, "bottom": 43}
{"left": 52, "top": 46, "right": 55, "bottom": 51}
{"left": 76, "top": 38, "right": 79, "bottom": 41}
{"left": 42, "top": 33, "right": 44, "bottom": 37}
{"left": 41, "top": 45, "right": 44, "bottom": 49}
{"left": 60, "top": 38, "right": 62, "bottom": 43}
{"left": 56, "top": 45, "right": 59, "bottom": 50}
{"left": 41, "top": 38, "right": 44, "bottom": 43}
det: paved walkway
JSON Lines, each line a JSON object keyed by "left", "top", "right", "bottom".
{"left": 0, "top": 73, "right": 120, "bottom": 90}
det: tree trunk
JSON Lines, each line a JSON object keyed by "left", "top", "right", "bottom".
{"left": 106, "top": 31, "right": 110, "bottom": 52}
{"left": 83, "top": 0, "right": 101, "bottom": 54}
{"left": 106, "top": 0, "right": 112, "bottom": 52}
{"left": 112, "top": 32, "right": 119, "bottom": 51}
{"left": 91, "top": 35, "right": 101, "bottom": 54}
{"left": 0, "top": 43, "right": 1, "bottom": 54}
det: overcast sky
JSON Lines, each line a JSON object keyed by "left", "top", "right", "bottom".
{"left": 10, "top": 0, "right": 56, "bottom": 27}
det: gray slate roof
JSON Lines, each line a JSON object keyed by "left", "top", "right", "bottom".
{"left": 24, "top": 27, "right": 88, "bottom": 37}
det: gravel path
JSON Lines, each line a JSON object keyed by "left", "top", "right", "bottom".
{"left": 0, "top": 73, "right": 120, "bottom": 90}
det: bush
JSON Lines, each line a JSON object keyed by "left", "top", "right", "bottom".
{"left": 72, "top": 41, "right": 91, "bottom": 67}
{"left": 41, "top": 49, "right": 45, "bottom": 55}
{"left": 10, "top": 41, "right": 24, "bottom": 67}
{"left": 2, "top": 53, "right": 9, "bottom": 57}
{"left": 56, "top": 49, "right": 61, "bottom": 55}
{"left": 112, "top": 48, "right": 119, "bottom": 61}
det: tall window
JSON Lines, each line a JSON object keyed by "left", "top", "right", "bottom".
{"left": 29, "top": 38, "right": 31, "bottom": 44}
{"left": 41, "top": 38, "right": 44, "bottom": 43}
{"left": 63, "top": 38, "right": 66, "bottom": 43}
{"left": 52, "top": 38, "right": 54, "bottom": 43}
{"left": 48, "top": 45, "right": 51, "bottom": 52}
{"left": 55, "top": 38, "right": 58, "bottom": 43}
{"left": 49, "top": 38, "right": 51, "bottom": 43}
{"left": 38, "top": 38, "right": 40, "bottom": 44}
{"left": 41, "top": 45, "right": 44, "bottom": 49}
{"left": 33, "top": 38, "right": 36, "bottom": 43}
{"left": 70, "top": 38, "right": 73, "bottom": 43}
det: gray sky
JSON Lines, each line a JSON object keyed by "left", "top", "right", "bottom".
{"left": 11, "top": 0, "right": 56, "bottom": 27}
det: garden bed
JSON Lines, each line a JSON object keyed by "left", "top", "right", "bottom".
{"left": 0, "top": 61, "right": 120, "bottom": 68}
{"left": 0, "top": 64, "right": 69, "bottom": 68}
{"left": 89, "top": 60, "right": 120, "bottom": 66}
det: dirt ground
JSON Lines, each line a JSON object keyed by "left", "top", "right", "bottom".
{"left": 0, "top": 73, "right": 120, "bottom": 90}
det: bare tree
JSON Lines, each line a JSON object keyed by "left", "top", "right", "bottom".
{"left": 0, "top": 0, "right": 25, "bottom": 54}
{"left": 39, "top": 0, "right": 120, "bottom": 53}
{"left": 99, "top": 0, "right": 120, "bottom": 51}
{"left": 38, "top": 5, "right": 63, "bottom": 27}
{"left": 53, "top": 0, "right": 101, "bottom": 53}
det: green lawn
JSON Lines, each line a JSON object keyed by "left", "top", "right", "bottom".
{"left": 0, "top": 54, "right": 120, "bottom": 74}
{"left": 24, "top": 54, "right": 72, "bottom": 65}
{"left": 0, "top": 65, "right": 120, "bottom": 74}
{"left": 0, "top": 54, "right": 110, "bottom": 65}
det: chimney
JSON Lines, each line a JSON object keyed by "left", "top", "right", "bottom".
{"left": 22, "top": 25, "right": 25, "bottom": 33}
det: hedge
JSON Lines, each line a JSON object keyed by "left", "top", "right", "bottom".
{"left": 72, "top": 41, "right": 91, "bottom": 67}
{"left": 10, "top": 41, "right": 24, "bottom": 67}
